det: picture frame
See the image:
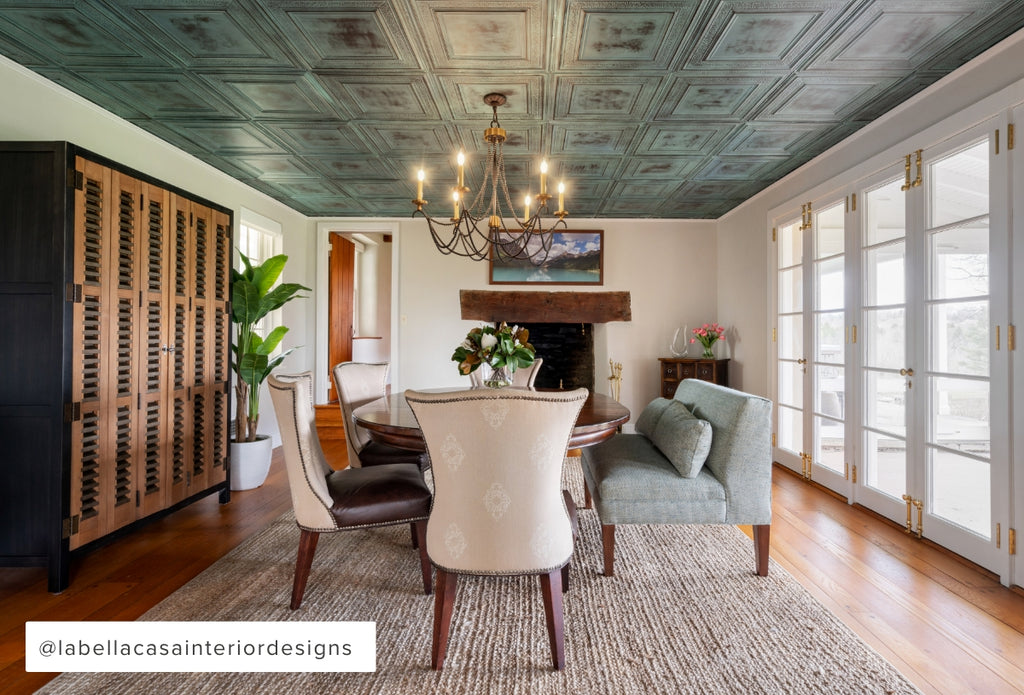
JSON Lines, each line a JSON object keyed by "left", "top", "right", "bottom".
{"left": 488, "top": 230, "right": 604, "bottom": 285}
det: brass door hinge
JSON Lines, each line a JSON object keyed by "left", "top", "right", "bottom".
{"left": 995, "top": 128, "right": 1000, "bottom": 155}
{"left": 771, "top": 432, "right": 776, "bottom": 447}
{"left": 1010, "top": 528, "right": 1017, "bottom": 556}
{"left": 772, "top": 327, "right": 777, "bottom": 343}
{"left": 852, "top": 464, "right": 857, "bottom": 484}
{"left": 844, "top": 462, "right": 849, "bottom": 480}
{"left": 1009, "top": 324, "right": 1017, "bottom": 351}
{"left": 772, "top": 226, "right": 777, "bottom": 242}
{"left": 801, "top": 452, "right": 812, "bottom": 480}
{"left": 1009, "top": 123, "right": 1016, "bottom": 150}
{"left": 62, "top": 514, "right": 80, "bottom": 539}
{"left": 996, "top": 523, "right": 1001, "bottom": 549}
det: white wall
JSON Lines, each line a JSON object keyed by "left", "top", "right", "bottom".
{"left": 717, "top": 28, "right": 1024, "bottom": 398}
{"left": 0, "top": 55, "right": 313, "bottom": 446}
{"left": 391, "top": 216, "right": 718, "bottom": 421}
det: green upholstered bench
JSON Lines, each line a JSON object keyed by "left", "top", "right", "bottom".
{"left": 582, "top": 379, "right": 773, "bottom": 577}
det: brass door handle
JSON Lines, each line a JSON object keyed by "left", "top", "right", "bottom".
{"left": 797, "top": 358, "right": 807, "bottom": 365}
{"left": 899, "top": 368, "right": 914, "bottom": 376}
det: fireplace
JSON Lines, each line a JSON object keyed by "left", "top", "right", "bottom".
{"left": 459, "top": 290, "right": 631, "bottom": 393}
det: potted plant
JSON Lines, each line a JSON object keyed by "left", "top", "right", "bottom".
{"left": 230, "top": 251, "right": 310, "bottom": 490}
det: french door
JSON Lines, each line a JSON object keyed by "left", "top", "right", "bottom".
{"left": 774, "top": 118, "right": 1009, "bottom": 578}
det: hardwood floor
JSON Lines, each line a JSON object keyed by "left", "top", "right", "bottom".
{"left": 2, "top": 448, "right": 1022, "bottom": 695}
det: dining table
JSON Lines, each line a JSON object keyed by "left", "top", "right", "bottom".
{"left": 352, "top": 388, "right": 630, "bottom": 453}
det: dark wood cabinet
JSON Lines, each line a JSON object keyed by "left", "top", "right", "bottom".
{"left": 659, "top": 358, "right": 729, "bottom": 398}
{"left": 0, "top": 142, "right": 232, "bottom": 592}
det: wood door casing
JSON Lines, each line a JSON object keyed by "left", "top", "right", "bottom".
{"left": 328, "top": 233, "right": 355, "bottom": 402}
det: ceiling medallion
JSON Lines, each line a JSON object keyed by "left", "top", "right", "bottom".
{"left": 412, "top": 93, "right": 568, "bottom": 263}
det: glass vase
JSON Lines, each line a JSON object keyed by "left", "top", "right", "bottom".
{"left": 701, "top": 344, "right": 716, "bottom": 359}
{"left": 483, "top": 364, "right": 513, "bottom": 388}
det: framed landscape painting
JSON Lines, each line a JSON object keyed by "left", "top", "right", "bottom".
{"left": 489, "top": 230, "right": 603, "bottom": 285}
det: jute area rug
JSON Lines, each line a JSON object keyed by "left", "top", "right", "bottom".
{"left": 38, "top": 465, "right": 920, "bottom": 695}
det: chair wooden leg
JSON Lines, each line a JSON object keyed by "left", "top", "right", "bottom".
{"left": 414, "top": 520, "right": 432, "bottom": 595}
{"left": 561, "top": 489, "right": 578, "bottom": 593}
{"left": 410, "top": 522, "right": 419, "bottom": 549}
{"left": 601, "top": 524, "right": 615, "bottom": 577}
{"left": 753, "top": 523, "right": 771, "bottom": 577}
{"left": 583, "top": 480, "right": 592, "bottom": 509}
{"left": 432, "top": 568, "right": 458, "bottom": 670}
{"left": 291, "top": 529, "right": 320, "bottom": 610}
{"left": 540, "top": 569, "right": 565, "bottom": 670}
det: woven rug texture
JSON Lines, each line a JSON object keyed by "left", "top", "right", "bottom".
{"left": 38, "top": 465, "right": 921, "bottom": 695}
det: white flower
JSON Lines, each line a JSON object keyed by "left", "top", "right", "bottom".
{"left": 481, "top": 333, "right": 498, "bottom": 350}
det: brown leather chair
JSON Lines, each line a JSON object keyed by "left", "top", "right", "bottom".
{"left": 268, "top": 372, "right": 433, "bottom": 609}
{"left": 333, "top": 361, "right": 429, "bottom": 470}
{"left": 406, "top": 386, "right": 588, "bottom": 670}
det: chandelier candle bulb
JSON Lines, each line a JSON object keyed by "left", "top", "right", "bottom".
{"left": 540, "top": 159, "right": 548, "bottom": 195}
{"left": 452, "top": 190, "right": 460, "bottom": 220}
{"left": 558, "top": 181, "right": 565, "bottom": 211}
{"left": 457, "top": 150, "right": 465, "bottom": 189}
{"left": 416, "top": 169, "right": 424, "bottom": 201}
{"left": 524, "top": 195, "right": 531, "bottom": 220}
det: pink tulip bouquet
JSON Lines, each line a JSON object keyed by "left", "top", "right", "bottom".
{"left": 691, "top": 322, "right": 726, "bottom": 359}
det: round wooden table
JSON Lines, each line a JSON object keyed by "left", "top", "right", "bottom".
{"left": 352, "top": 388, "right": 630, "bottom": 452}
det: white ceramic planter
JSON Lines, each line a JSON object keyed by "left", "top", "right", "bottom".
{"left": 230, "top": 435, "right": 273, "bottom": 491}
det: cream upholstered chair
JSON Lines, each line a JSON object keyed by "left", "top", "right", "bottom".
{"left": 333, "top": 362, "right": 428, "bottom": 470}
{"left": 469, "top": 357, "right": 544, "bottom": 388}
{"left": 268, "top": 372, "right": 432, "bottom": 609}
{"left": 405, "top": 386, "right": 588, "bottom": 670}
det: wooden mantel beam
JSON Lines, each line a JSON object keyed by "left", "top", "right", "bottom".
{"left": 459, "top": 290, "right": 631, "bottom": 324}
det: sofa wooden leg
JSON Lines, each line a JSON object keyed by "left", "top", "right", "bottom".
{"left": 414, "top": 519, "right": 432, "bottom": 595}
{"left": 291, "top": 529, "right": 320, "bottom": 610}
{"left": 540, "top": 569, "right": 565, "bottom": 670}
{"left": 753, "top": 524, "right": 770, "bottom": 577}
{"left": 601, "top": 524, "right": 615, "bottom": 577}
{"left": 432, "top": 568, "right": 458, "bottom": 670}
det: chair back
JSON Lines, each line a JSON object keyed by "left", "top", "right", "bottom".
{"left": 406, "top": 387, "right": 588, "bottom": 575}
{"left": 267, "top": 372, "right": 336, "bottom": 530}
{"left": 332, "top": 362, "right": 389, "bottom": 467}
{"left": 468, "top": 357, "right": 544, "bottom": 388}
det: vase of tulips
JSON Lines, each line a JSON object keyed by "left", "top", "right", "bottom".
{"left": 691, "top": 322, "right": 726, "bottom": 359}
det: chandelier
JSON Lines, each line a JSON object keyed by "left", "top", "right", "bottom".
{"left": 412, "top": 93, "right": 568, "bottom": 264}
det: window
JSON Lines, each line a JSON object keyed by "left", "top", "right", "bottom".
{"left": 236, "top": 213, "right": 284, "bottom": 345}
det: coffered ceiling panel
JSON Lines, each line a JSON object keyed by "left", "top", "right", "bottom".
{"left": 1, "top": 0, "right": 1023, "bottom": 218}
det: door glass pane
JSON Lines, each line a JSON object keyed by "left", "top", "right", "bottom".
{"left": 865, "top": 371, "right": 905, "bottom": 434}
{"left": 865, "top": 179, "right": 905, "bottom": 245}
{"left": 779, "top": 267, "right": 803, "bottom": 312}
{"left": 931, "top": 302, "right": 989, "bottom": 377}
{"left": 931, "top": 449, "right": 990, "bottom": 537}
{"left": 815, "top": 365, "right": 844, "bottom": 418}
{"left": 930, "top": 222, "right": 989, "bottom": 299}
{"left": 778, "top": 314, "right": 803, "bottom": 359}
{"left": 815, "top": 415, "right": 844, "bottom": 473}
{"left": 864, "top": 308, "right": 905, "bottom": 369}
{"left": 778, "top": 361, "right": 803, "bottom": 409}
{"left": 930, "top": 376, "right": 989, "bottom": 456}
{"left": 930, "top": 141, "right": 988, "bottom": 228}
{"left": 779, "top": 221, "right": 802, "bottom": 267}
{"left": 865, "top": 430, "right": 906, "bottom": 499}
{"left": 864, "top": 242, "right": 905, "bottom": 305}
{"left": 815, "top": 256, "right": 843, "bottom": 311}
{"left": 816, "top": 204, "right": 844, "bottom": 258}
{"left": 815, "top": 312, "right": 844, "bottom": 363}
{"left": 778, "top": 405, "right": 802, "bottom": 453}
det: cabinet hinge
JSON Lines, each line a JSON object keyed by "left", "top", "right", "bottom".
{"left": 136, "top": 489, "right": 141, "bottom": 508}
{"left": 67, "top": 169, "right": 84, "bottom": 190}
{"left": 187, "top": 471, "right": 192, "bottom": 486}
{"left": 62, "top": 514, "right": 80, "bottom": 539}
{"left": 140, "top": 193, "right": 145, "bottom": 210}
{"left": 64, "top": 402, "right": 81, "bottom": 423}
{"left": 1010, "top": 528, "right": 1017, "bottom": 556}
{"left": 65, "top": 283, "right": 83, "bottom": 303}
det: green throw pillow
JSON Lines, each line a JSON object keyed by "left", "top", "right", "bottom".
{"left": 635, "top": 397, "right": 674, "bottom": 437}
{"left": 650, "top": 400, "right": 713, "bottom": 478}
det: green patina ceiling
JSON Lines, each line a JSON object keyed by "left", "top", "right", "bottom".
{"left": 1, "top": 0, "right": 1022, "bottom": 218}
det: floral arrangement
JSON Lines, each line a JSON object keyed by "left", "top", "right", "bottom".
{"left": 452, "top": 322, "right": 535, "bottom": 378}
{"left": 691, "top": 322, "right": 726, "bottom": 358}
